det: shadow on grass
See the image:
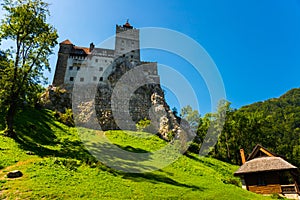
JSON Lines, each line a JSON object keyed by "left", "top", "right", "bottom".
{"left": 122, "top": 172, "right": 204, "bottom": 191}
{"left": 185, "top": 153, "right": 217, "bottom": 168}
{"left": 5, "top": 108, "right": 207, "bottom": 190}
{"left": 12, "top": 108, "right": 96, "bottom": 164}
{"left": 114, "top": 144, "right": 149, "bottom": 153}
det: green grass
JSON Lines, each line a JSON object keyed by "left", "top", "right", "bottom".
{"left": 0, "top": 108, "right": 272, "bottom": 199}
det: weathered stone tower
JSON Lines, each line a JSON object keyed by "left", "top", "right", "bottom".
{"left": 52, "top": 39, "right": 74, "bottom": 86}
{"left": 115, "top": 21, "right": 140, "bottom": 62}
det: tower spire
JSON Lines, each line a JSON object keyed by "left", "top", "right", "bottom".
{"left": 124, "top": 19, "right": 131, "bottom": 28}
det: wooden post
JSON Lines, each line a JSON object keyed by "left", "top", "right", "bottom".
{"left": 240, "top": 149, "right": 246, "bottom": 164}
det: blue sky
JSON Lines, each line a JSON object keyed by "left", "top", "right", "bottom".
{"left": 23, "top": 1, "right": 300, "bottom": 114}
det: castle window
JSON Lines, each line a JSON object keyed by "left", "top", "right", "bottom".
{"left": 80, "top": 77, "right": 84, "bottom": 82}
{"left": 105, "top": 60, "right": 107, "bottom": 63}
{"left": 99, "top": 67, "right": 103, "bottom": 71}
{"left": 93, "top": 76, "right": 97, "bottom": 81}
{"left": 77, "top": 67, "right": 80, "bottom": 71}
{"left": 69, "top": 77, "right": 74, "bottom": 81}
{"left": 122, "top": 54, "right": 125, "bottom": 57}
{"left": 69, "top": 66, "right": 73, "bottom": 70}
{"left": 130, "top": 55, "right": 133, "bottom": 58}
{"left": 99, "top": 77, "right": 103, "bottom": 81}
{"left": 95, "top": 59, "right": 98, "bottom": 63}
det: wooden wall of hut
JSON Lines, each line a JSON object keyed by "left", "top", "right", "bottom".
{"left": 244, "top": 172, "right": 281, "bottom": 194}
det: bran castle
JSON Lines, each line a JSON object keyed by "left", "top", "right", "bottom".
{"left": 51, "top": 21, "right": 192, "bottom": 144}
{"left": 53, "top": 21, "right": 158, "bottom": 88}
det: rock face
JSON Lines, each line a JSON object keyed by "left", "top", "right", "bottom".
{"left": 7, "top": 170, "right": 23, "bottom": 178}
{"left": 43, "top": 57, "right": 195, "bottom": 146}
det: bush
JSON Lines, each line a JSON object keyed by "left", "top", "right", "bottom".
{"left": 136, "top": 118, "right": 151, "bottom": 132}
{"left": 54, "top": 108, "right": 74, "bottom": 127}
{"left": 222, "top": 178, "right": 241, "bottom": 187}
{"left": 270, "top": 193, "right": 285, "bottom": 199}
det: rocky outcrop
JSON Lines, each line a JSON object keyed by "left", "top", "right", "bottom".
{"left": 43, "top": 57, "right": 195, "bottom": 148}
{"left": 40, "top": 86, "right": 71, "bottom": 113}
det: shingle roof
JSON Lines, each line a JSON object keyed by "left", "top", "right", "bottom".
{"left": 234, "top": 157, "right": 297, "bottom": 176}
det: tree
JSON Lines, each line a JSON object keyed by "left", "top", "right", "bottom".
{"left": 0, "top": 0, "right": 58, "bottom": 137}
{"left": 180, "top": 105, "right": 200, "bottom": 133}
{"left": 172, "top": 107, "right": 178, "bottom": 117}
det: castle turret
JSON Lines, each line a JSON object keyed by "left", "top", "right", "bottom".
{"left": 52, "top": 40, "right": 74, "bottom": 86}
{"left": 114, "top": 20, "right": 140, "bottom": 62}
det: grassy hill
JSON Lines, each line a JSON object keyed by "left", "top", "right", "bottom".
{"left": 0, "top": 108, "right": 271, "bottom": 199}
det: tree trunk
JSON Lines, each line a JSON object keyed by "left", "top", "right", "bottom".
{"left": 5, "top": 102, "right": 17, "bottom": 138}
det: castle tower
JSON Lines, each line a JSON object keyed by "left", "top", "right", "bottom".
{"left": 52, "top": 40, "right": 73, "bottom": 86}
{"left": 114, "top": 20, "right": 140, "bottom": 62}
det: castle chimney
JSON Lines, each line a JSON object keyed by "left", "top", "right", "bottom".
{"left": 89, "top": 42, "right": 95, "bottom": 52}
{"left": 240, "top": 149, "right": 246, "bottom": 164}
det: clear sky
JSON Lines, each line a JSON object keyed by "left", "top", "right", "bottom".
{"left": 13, "top": 0, "right": 300, "bottom": 114}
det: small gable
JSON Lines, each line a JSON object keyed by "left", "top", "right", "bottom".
{"left": 247, "top": 144, "right": 276, "bottom": 161}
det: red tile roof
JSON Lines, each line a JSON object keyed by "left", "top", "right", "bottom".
{"left": 74, "top": 46, "right": 90, "bottom": 54}
{"left": 60, "top": 39, "right": 73, "bottom": 45}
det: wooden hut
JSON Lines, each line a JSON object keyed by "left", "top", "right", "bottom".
{"left": 234, "top": 145, "right": 300, "bottom": 199}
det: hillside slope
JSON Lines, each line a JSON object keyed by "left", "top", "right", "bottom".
{"left": 237, "top": 88, "right": 300, "bottom": 166}
{"left": 0, "top": 108, "right": 271, "bottom": 199}
{"left": 206, "top": 88, "right": 300, "bottom": 168}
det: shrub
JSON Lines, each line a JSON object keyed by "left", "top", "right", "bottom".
{"left": 222, "top": 178, "right": 241, "bottom": 187}
{"left": 54, "top": 108, "right": 74, "bottom": 127}
{"left": 136, "top": 118, "right": 151, "bottom": 132}
{"left": 270, "top": 193, "right": 285, "bottom": 199}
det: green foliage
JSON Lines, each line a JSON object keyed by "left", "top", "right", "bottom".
{"left": 166, "top": 130, "right": 175, "bottom": 141}
{"left": 180, "top": 105, "right": 200, "bottom": 132}
{"left": 270, "top": 193, "right": 285, "bottom": 199}
{"left": 136, "top": 118, "right": 151, "bottom": 132}
{"left": 54, "top": 108, "right": 75, "bottom": 127}
{"left": 0, "top": 0, "right": 58, "bottom": 136}
{"left": 222, "top": 177, "right": 241, "bottom": 187}
{"left": 172, "top": 107, "right": 178, "bottom": 117}
{"left": 196, "top": 89, "right": 300, "bottom": 167}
